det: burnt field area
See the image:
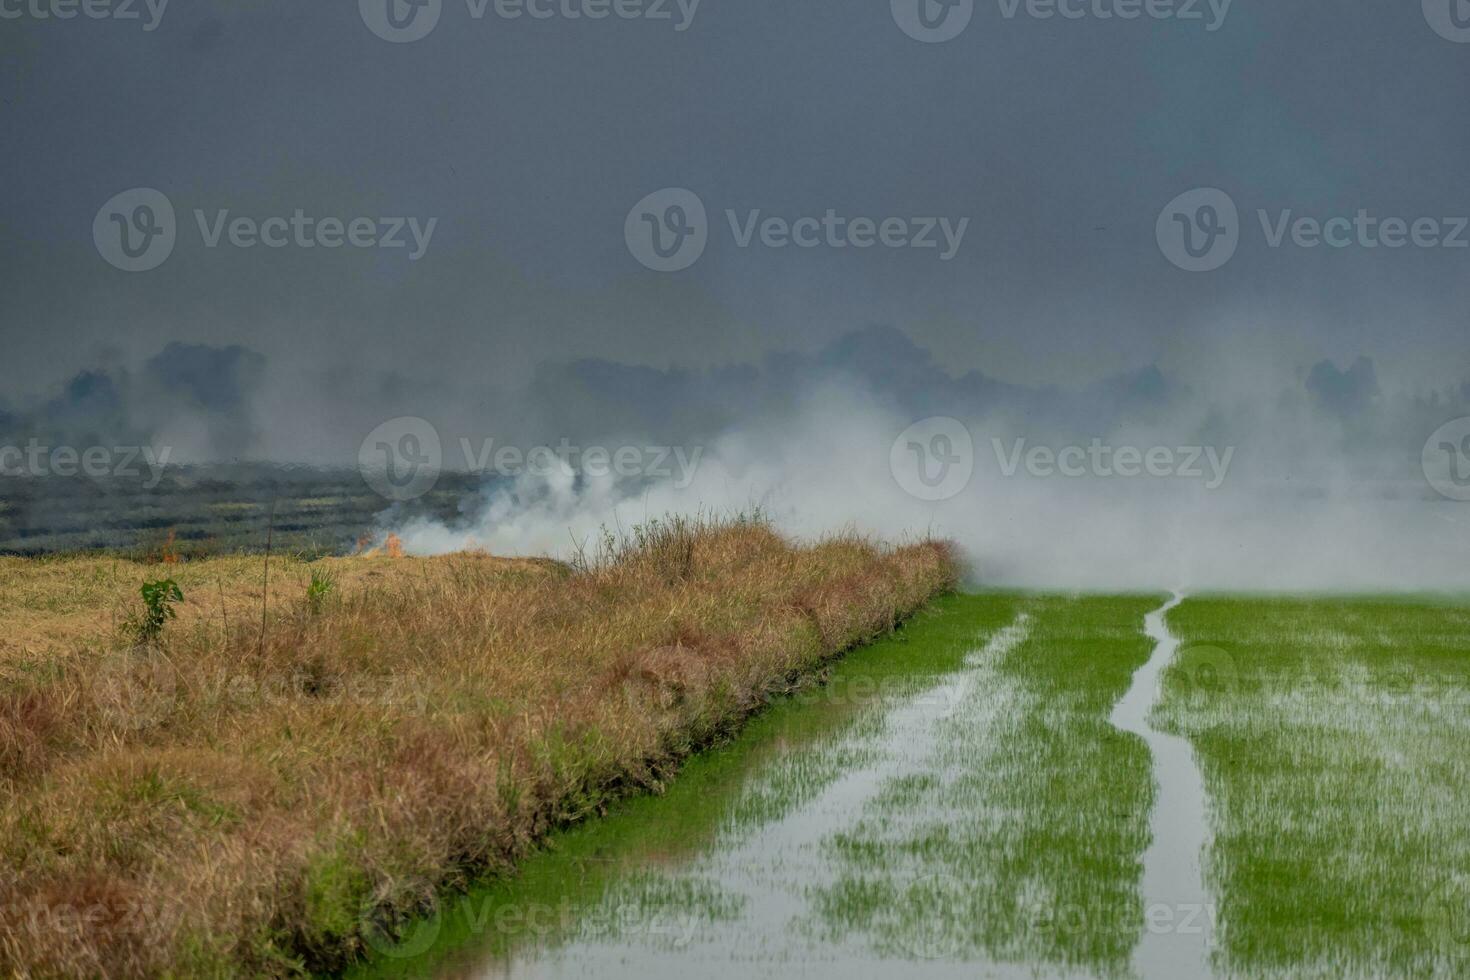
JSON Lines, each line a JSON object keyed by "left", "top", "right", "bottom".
{"left": 0, "top": 467, "right": 484, "bottom": 559}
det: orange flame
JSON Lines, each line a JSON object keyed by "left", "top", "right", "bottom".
{"left": 358, "top": 532, "right": 405, "bottom": 559}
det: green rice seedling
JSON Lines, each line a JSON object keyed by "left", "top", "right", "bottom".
{"left": 306, "top": 567, "right": 337, "bottom": 615}
{"left": 1157, "top": 594, "right": 1470, "bottom": 978}
{"left": 122, "top": 578, "right": 184, "bottom": 645}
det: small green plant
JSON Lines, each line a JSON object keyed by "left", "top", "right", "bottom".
{"left": 124, "top": 578, "right": 184, "bottom": 645}
{"left": 305, "top": 568, "right": 336, "bottom": 615}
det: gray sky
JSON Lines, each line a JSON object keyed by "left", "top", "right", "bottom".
{"left": 8, "top": 0, "right": 1470, "bottom": 588}
{"left": 2, "top": 0, "right": 1469, "bottom": 453}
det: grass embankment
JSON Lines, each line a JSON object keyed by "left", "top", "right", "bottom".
{"left": 342, "top": 592, "right": 1030, "bottom": 978}
{"left": 0, "top": 517, "right": 957, "bottom": 978}
{"left": 1157, "top": 595, "right": 1470, "bottom": 978}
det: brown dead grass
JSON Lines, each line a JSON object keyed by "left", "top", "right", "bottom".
{"left": 0, "top": 517, "right": 957, "bottom": 978}
{"left": 0, "top": 551, "right": 555, "bottom": 666}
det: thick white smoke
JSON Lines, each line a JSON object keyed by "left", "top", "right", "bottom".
{"left": 391, "top": 382, "right": 1470, "bottom": 593}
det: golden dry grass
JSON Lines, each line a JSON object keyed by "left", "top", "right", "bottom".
{"left": 0, "top": 552, "right": 559, "bottom": 666}
{"left": 0, "top": 518, "right": 957, "bottom": 978}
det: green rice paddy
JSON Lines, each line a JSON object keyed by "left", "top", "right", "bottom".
{"left": 1157, "top": 595, "right": 1470, "bottom": 978}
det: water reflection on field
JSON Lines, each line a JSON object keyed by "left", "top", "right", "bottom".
{"left": 346, "top": 593, "right": 1161, "bottom": 980}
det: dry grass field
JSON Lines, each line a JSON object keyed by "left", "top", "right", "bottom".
{"left": 0, "top": 517, "right": 957, "bottom": 978}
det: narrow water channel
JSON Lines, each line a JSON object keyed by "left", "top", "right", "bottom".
{"left": 1108, "top": 594, "right": 1215, "bottom": 979}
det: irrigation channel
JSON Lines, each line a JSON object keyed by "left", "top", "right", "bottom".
{"left": 1108, "top": 594, "right": 1215, "bottom": 978}
{"left": 346, "top": 594, "right": 1217, "bottom": 980}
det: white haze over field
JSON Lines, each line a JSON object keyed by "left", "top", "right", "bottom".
{"left": 390, "top": 382, "right": 1470, "bottom": 593}
{"left": 10, "top": 329, "right": 1465, "bottom": 592}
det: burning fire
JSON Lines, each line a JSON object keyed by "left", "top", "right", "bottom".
{"left": 355, "top": 532, "right": 405, "bottom": 558}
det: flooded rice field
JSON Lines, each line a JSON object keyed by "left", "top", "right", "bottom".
{"left": 346, "top": 592, "right": 1470, "bottom": 980}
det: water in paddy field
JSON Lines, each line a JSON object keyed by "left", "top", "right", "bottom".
{"left": 346, "top": 596, "right": 1184, "bottom": 980}
{"left": 457, "top": 614, "right": 1051, "bottom": 980}
{"left": 1109, "top": 594, "right": 1215, "bottom": 980}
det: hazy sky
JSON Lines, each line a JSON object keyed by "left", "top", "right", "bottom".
{"left": 6, "top": 1, "right": 1470, "bottom": 587}
{"left": 4, "top": 0, "right": 1468, "bottom": 407}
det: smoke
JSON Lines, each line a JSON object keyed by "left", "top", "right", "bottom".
{"left": 390, "top": 366, "right": 1470, "bottom": 593}
{"left": 8, "top": 330, "right": 1468, "bottom": 591}
{"left": 0, "top": 342, "right": 265, "bottom": 461}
